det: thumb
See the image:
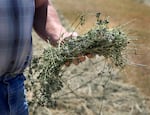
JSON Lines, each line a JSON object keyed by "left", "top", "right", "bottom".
{"left": 63, "top": 32, "right": 78, "bottom": 39}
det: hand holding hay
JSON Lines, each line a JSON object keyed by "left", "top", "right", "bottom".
{"left": 27, "top": 14, "right": 129, "bottom": 108}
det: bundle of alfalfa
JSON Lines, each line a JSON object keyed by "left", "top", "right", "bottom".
{"left": 26, "top": 14, "right": 129, "bottom": 108}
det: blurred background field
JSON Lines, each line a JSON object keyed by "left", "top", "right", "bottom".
{"left": 30, "top": 0, "right": 150, "bottom": 114}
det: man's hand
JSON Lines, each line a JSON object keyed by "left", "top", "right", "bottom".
{"left": 65, "top": 54, "right": 95, "bottom": 67}
{"left": 34, "top": 0, "right": 95, "bottom": 66}
{"left": 60, "top": 32, "right": 95, "bottom": 66}
{"left": 34, "top": 0, "right": 72, "bottom": 46}
{"left": 57, "top": 32, "right": 78, "bottom": 45}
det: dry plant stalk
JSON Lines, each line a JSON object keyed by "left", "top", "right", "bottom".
{"left": 27, "top": 13, "right": 129, "bottom": 108}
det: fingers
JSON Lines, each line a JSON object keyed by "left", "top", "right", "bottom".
{"left": 64, "top": 54, "right": 95, "bottom": 67}
{"left": 63, "top": 32, "right": 78, "bottom": 39}
{"left": 72, "top": 58, "right": 79, "bottom": 65}
{"left": 86, "top": 53, "right": 95, "bottom": 58}
{"left": 58, "top": 32, "right": 78, "bottom": 44}
{"left": 64, "top": 61, "right": 71, "bottom": 67}
{"left": 78, "top": 55, "right": 86, "bottom": 62}
{"left": 64, "top": 58, "right": 80, "bottom": 67}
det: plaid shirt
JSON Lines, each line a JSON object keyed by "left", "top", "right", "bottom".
{"left": 0, "top": 0, "right": 35, "bottom": 76}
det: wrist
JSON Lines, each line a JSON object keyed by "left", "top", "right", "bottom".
{"left": 46, "top": 26, "right": 67, "bottom": 41}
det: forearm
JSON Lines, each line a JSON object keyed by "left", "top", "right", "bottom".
{"left": 33, "top": 0, "right": 67, "bottom": 45}
{"left": 33, "top": 1, "right": 48, "bottom": 40}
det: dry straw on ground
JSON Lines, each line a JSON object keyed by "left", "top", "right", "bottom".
{"left": 26, "top": 13, "right": 129, "bottom": 109}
